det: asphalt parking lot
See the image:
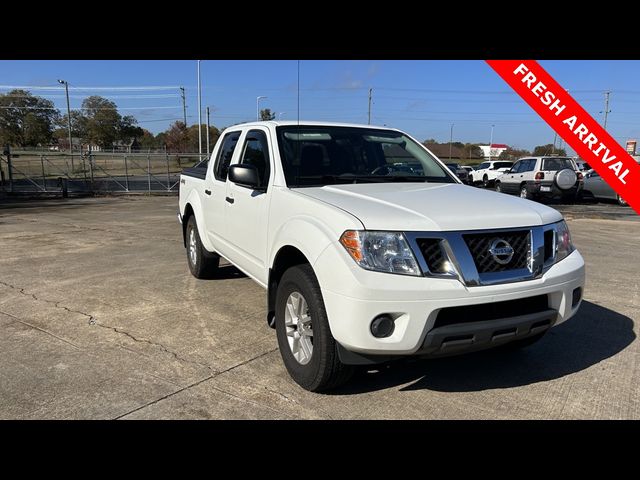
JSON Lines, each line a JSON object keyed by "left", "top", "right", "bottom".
{"left": 0, "top": 195, "right": 638, "bottom": 419}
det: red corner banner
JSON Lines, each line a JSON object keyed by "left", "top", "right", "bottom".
{"left": 487, "top": 60, "right": 640, "bottom": 215}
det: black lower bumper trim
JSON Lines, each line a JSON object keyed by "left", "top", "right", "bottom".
{"left": 418, "top": 309, "right": 558, "bottom": 356}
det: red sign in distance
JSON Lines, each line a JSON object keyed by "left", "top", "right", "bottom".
{"left": 486, "top": 60, "right": 640, "bottom": 215}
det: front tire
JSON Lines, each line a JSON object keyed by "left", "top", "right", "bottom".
{"left": 483, "top": 174, "right": 489, "bottom": 188}
{"left": 520, "top": 185, "right": 530, "bottom": 199}
{"left": 495, "top": 181, "right": 502, "bottom": 193}
{"left": 186, "top": 215, "right": 220, "bottom": 279}
{"left": 275, "top": 264, "right": 354, "bottom": 392}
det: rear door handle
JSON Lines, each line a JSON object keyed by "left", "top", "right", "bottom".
{"left": 204, "top": 189, "right": 211, "bottom": 196}
{"left": 225, "top": 197, "right": 234, "bottom": 204}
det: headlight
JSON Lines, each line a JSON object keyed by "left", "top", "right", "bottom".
{"left": 555, "top": 220, "right": 574, "bottom": 262}
{"left": 339, "top": 230, "right": 421, "bottom": 276}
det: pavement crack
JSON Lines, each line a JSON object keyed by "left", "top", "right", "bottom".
{"left": 1, "top": 279, "right": 210, "bottom": 371}
{"left": 92, "top": 321, "right": 215, "bottom": 372}
{"left": 114, "top": 347, "right": 279, "bottom": 419}
{"left": 0, "top": 280, "right": 97, "bottom": 325}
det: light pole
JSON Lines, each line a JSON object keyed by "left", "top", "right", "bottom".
{"left": 449, "top": 123, "right": 454, "bottom": 161}
{"left": 197, "top": 60, "right": 202, "bottom": 160}
{"left": 488, "top": 124, "right": 495, "bottom": 162}
{"left": 256, "top": 96, "right": 267, "bottom": 121}
{"left": 58, "top": 79, "right": 74, "bottom": 172}
{"left": 206, "top": 106, "right": 211, "bottom": 157}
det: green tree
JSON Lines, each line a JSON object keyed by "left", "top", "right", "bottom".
{"left": 462, "top": 143, "right": 484, "bottom": 159}
{"left": 532, "top": 144, "right": 566, "bottom": 156}
{"left": 164, "top": 121, "right": 189, "bottom": 153}
{"left": 499, "top": 147, "right": 531, "bottom": 161}
{"left": 81, "top": 96, "right": 122, "bottom": 148}
{"left": 139, "top": 129, "right": 158, "bottom": 150}
{"left": 118, "top": 115, "right": 144, "bottom": 141}
{"left": 0, "top": 89, "right": 59, "bottom": 148}
{"left": 260, "top": 108, "right": 276, "bottom": 121}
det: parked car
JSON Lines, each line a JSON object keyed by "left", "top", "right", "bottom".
{"left": 495, "top": 156, "right": 583, "bottom": 201}
{"left": 581, "top": 170, "right": 628, "bottom": 205}
{"left": 179, "top": 121, "right": 585, "bottom": 392}
{"left": 461, "top": 165, "right": 475, "bottom": 175}
{"left": 470, "top": 160, "right": 514, "bottom": 187}
{"left": 445, "top": 162, "right": 470, "bottom": 184}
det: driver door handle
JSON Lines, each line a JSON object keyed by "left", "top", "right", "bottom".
{"left": 204, "top": 189, "right": 211, "bottom": 196}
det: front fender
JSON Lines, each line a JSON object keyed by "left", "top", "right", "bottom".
{"left": 268, "top": 215, "right": 339, "bottom": 269}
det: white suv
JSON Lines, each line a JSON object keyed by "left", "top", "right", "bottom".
{"left": 470, "top": 160, "right": 514, "bottom": 187}
{"left": 495, "top": 156, "right": 583, "bottom": 201}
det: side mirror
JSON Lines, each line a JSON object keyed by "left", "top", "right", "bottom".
{"left": 228, "top": 164, "right": 262, "bottom": 190}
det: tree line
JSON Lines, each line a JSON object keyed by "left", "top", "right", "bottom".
{"left": 0, "top": 90, "right": 569, "bottom": 156}
{"left": 0, "top": 89, "right": 220, "bottom": 153}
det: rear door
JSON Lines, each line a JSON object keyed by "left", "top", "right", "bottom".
{"left": 222, "top": 128, "right": 273, "bottom": 284}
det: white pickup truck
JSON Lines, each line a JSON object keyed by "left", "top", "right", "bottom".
{"left": 178, "top": 121, "right": 585, "bottom": 392}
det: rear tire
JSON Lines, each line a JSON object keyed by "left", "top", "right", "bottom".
{"left": 275, "top": 264, "right": 354, "bottom": 392}
{"left": 186, "top": 215, "right": 220, "bottom": 279}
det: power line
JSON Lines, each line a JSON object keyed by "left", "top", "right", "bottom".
{"left": 0, "top": 85, "right": 179, "bottom": 91}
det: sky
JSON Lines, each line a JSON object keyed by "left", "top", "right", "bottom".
{"left": 1, "top": 60, "right": 639, "bottom": 153}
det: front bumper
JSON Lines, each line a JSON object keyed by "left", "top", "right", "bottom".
{"left": 314, "top": 244, "right": 585, "bottom": 359}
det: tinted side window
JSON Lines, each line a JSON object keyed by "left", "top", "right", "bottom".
{"left": 240, "top": 130, "right": 270, "bottom": 188}
{"left": 213, "top": 131, "right": 241, "bottom": 181}
{"left": 477, "top": 162, "right": 489, "bottom": 170}
{"left": 511, "top": 161, "right": 523, "bottom": 173}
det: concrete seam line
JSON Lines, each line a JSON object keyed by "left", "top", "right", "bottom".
{"left": 0, "top": 309, "right": 82, "bottom": 350}
{"left": 114, "top": 347, "right": 279, "bottom": 420}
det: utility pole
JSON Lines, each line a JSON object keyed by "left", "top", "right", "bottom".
{"left": 552, "top": 132, "right": 557, "bottom": 154}
{"left": 206, "top": 106, "right": 211, "bottom": 158}
{"left": 180, "top": 87, "right": 187, "bottom": 126}
{"left": 367, "top": 88, "right": 372, "bottom": 125}
{"left": 603, "top": 91, "right": 611, "bottom": 131}
{"left": 197, "top": 61, "right": 202, "bottom": 160}
{"left": 449, "top": 123, "right": 454, "bottom": 161}
{"left": 58, "top": 79, "right": 74, "bottom": 172}
{"left": 488, "top": 124, "right": 495, "bottom": 162}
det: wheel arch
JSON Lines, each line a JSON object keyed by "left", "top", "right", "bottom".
{"left": 267, "top": 245, "right": 312, "bottom": 328}
{"left": 182, "top": 203, "right": 195, "bottom": 248}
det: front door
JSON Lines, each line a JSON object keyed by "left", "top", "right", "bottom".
{"left": 222, "top": 128, "right": 273, "bottom": 285}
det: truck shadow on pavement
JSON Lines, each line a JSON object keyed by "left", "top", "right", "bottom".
{"left": 332, "top": 301, "right": 635, "bottom": 394}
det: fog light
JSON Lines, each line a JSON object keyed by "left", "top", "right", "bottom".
{"left": 370, "top": 315, "right": 395, "bottom": 338}
{"left": 572, "top": 287, "right": 582, "bottom": 308}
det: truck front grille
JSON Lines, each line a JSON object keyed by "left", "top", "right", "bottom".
{"left": 415, "top": 238, "right": 448, "bottom": 274}
{"left": 463, "top": 230, "right": 530, "bottom": 273}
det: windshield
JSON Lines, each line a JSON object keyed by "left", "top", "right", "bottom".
{"left": 275, "top": 126, "right": 457, "bottom": 187}
{"left": 542, "top": 157, "right": 574, "bottom": 171}
{"left": 493, "top": 162, "right": 513, "bottom": 169}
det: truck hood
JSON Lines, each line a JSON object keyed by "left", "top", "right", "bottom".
{"left": 295, "top": 183, "right": 563, "bottom": 231}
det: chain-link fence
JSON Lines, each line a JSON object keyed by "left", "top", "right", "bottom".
{"left": 0, "top": 150, "right": 203, "bottom": 195}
